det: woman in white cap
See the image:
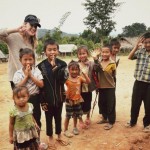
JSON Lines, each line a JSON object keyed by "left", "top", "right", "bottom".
{"left": 0, "top": 14, "right": 41, "bottom": 89}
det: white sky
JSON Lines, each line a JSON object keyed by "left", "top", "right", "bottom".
{"left": 0, "top": 0, "right": 149, "bottom": 36}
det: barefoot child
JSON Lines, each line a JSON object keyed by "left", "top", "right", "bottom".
{"left": 37, "top": 39, "right": 68, "bottom": 146}
{"left": 64, "top": 60, "right": 91, "bottom": 138}
{"left": 13, "top": 48, "right": 44, "bottom": 130}
{"left": 92, "top": 44, "right": 116, "bottom": 130}
{"left": 77, "top": 45, "right": 96, "bottom": 128}
{"left": 9, "top": 86, "right": 39, "bottom": 149}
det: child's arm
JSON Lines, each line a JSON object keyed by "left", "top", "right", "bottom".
{"left": 32, "top": 116, "right": 40, "bottom": 131}
{"left": 81, "top": 72, "right": 91, "bottom": 84}
{"left": 29, "top": 75, "right": 44, "bottom": 88}
{"left": 128, "top": 36, "right": 144, "bottom": 59}
{"left": 28, "top": 65, "right": 44, "bottom": 88}
{"left": 91, "top": 48, "right": 101, "bottom": 62}
{"left": 9, "top": 116, "right": 15, "bottom": 144}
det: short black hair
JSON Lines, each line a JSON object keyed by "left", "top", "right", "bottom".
{"left": 110, "top": 38, "right": 120, "bottom": 47}
{"left": 68, "top": 60, "right": 80, "bottom": 70}
{"left": 13, "top": 86, "right": 29, "bottom": 99}
{"left": 19, "top": 48, "right": 35, "bottom": 59}
{"left": 102, "top": 43, "right": 111, "bottom": 51}
{"left": 143, "top": 32, "right": 150, "bottom": 39}
{"left": 43, "top": 39, "right": 59, "bottom": 51}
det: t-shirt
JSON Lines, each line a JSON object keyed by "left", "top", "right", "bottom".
{"left": 0, "top": 29, "right": 33, "bottom": 81}
{"left": 65, "top": 76, "right": 86, "bottom": 101}
{"left": 9, "top": 103, "right": 38, "bottom": 143}
{"left": 13, "top": 67, "right": 43, "bottom": 95}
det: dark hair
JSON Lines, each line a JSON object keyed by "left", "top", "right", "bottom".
{"left": 102, "top": 43, "right": 112, "bottom": 51}
{"left": 77, "top": 45, "right": 89, "bottom": 55}
{"left": 43, "top": 39, "right": 59, "bottom": 52}
{"left": 142, "top": 32, "right": 150, "bottom": 39}
{"left": 110, "top": 38, "right": 120, "bottom": 47}
{"left": 19, "top": 48, "right": 35, "bottom": 59}
{"left": 68, "top": 60, "right": 80, "bottom": 70}
{"left": 13, "top": 86, "right": 29, "bottom": 98}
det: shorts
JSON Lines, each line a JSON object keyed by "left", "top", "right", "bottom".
{"left": 65, "top": 102, "right": 83, "bottom": 119}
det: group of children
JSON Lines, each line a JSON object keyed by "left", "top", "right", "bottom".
{"left": 8, "top": 32, "right": 150, "bottom": 149}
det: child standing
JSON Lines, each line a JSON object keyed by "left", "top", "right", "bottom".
{"left": 9, "top": 86, "right": 39, "bottom": 149}
{"left": 13, "top": 48, "right": 44, "bottom": 129}
{"left": 37, "top": 39, "right": 68, "bottom": 146}
{"left": 64, "top": 60, "right": 91, "bottom": 138}
{"left": 77, "top": 45, "right": 96, "bottom": 127}
{"left": 110, "top": 38, "right": 121, "bottom": 68}
{"left": 92, "top": 44, "right": 116, "bottom": 130}
{"left": 126, "top": 32, "right": 150, "bottom": 132}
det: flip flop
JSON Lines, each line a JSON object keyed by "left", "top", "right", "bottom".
{"left": 104, "top": 124, "right": 113, "bottom": 130}
{"left": 56, "top": 139, "right": 70, "bottom": 146}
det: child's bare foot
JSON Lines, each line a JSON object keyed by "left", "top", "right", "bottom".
{"left": 48, "top": 136, "right": 57, "bottom": 149}
{"left": 79, "top": 122, "right": 88, "bottom": 129}
{"left": 85, "top": 118, "right": 91, "bottom": 126}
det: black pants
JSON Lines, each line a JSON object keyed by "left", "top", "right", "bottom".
{"left": 28, "top": 94, "right": 41, "bottom": 128}
{"left": 45, "top": 103, "right": 63, "bottom": 136}
{"left": 130, "top": 80, "right": 150, "bottom": 127}
{"left": 81, "top": 92, "right": 92, "bottom": 114}
{"left": 98, "top": 88, "right": 116, "bottom": 124}
{"left": 10, "top": 81, "right": 15, "bottom": 90}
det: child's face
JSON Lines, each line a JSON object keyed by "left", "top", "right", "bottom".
{"left": 20, "top": 54, "right": 35, "bottom": 68}
{"left": 101, "top": 47, "right": 111, "bottom": 61}
{"left": 13, "top": 89, "right": 29, "bottom": 107}
{"left": 111, "top": 44, "right": 120, "bottom": 55}
{"left": 45, "top": 44, "right": 58, "bottom": 61}
{"left": 69, "top": 66, "right": 80, "bottom": 78}
{"left": 143, "top": 38, "right": 150, "bottom": 51}
{"left": 77, "top": 49, "right": 88, "bottom": 62}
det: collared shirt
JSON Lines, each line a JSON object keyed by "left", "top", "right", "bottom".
{"left": 131, "top": 48, "right": 150, "bottom": 83}
{"left": 13, "top": 67, "right": 43, "bottom": 95}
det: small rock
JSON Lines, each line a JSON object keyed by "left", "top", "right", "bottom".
{"left": 129, "top": 145, "right": 135, "bottom": 150}
{"left": 143, "top": 134, "right": 149, "bottom": 139}
{"left": 138, "top": 138, "right": 143, "bottom": 143}
{"left": 138, "top": 146, "right": 143, "bottom": 150}
{"left": 131, "top": 139, "right": 138, "bottom": 144}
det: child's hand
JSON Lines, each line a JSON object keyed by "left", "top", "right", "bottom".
{"left": 136, "top": 36, "right": 145, "bottom": 48}
{"left": 24, "top": 64, "right": 31, "bottom": 77}
{"left": 9, "top": 137, "right": 13, "bottom": 144}
{"left": 81, "top": 67, "right": 88, "bottom": 74}
{"left": 91, "top": 48, "right": 101, "bottom": 59}
{"left": 50, "top": 56, "right": 56, "bottom": 67}
{"left": 35, "top": 123, "right": 40, "bottom": 132}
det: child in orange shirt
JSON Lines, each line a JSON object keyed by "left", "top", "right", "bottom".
{"left": 64, "top": 60, "right": 90, "bottom": 138}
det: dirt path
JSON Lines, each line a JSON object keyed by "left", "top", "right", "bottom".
{"left": 0, "top": 56, "right": 150, "bottom": 150}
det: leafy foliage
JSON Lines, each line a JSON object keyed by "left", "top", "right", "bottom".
{"left": 120, "top": 23, "right": 147, "bottom": 37}
{"left": 83, "top": 0, "right": 121, "bottom": 41}
{"left": 0, "top": 41, "right": 8, "bottom": 54}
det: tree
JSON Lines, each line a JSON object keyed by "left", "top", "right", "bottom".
{"left": 121, "top": 23, "right": 147, "bottom": 37}
{"left": 83, "top": 0, "right": 121, "bottom": 43}
{"left": 0, "top": 42, "right": 8, "bottom": 54}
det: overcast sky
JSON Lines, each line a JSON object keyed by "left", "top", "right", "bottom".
{"left": 0, "top": 0, "right": 149, "bottom": 36}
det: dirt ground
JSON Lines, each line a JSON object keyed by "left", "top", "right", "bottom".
{"left": 0, "top": 56, "right": 150, "bottom": 150}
